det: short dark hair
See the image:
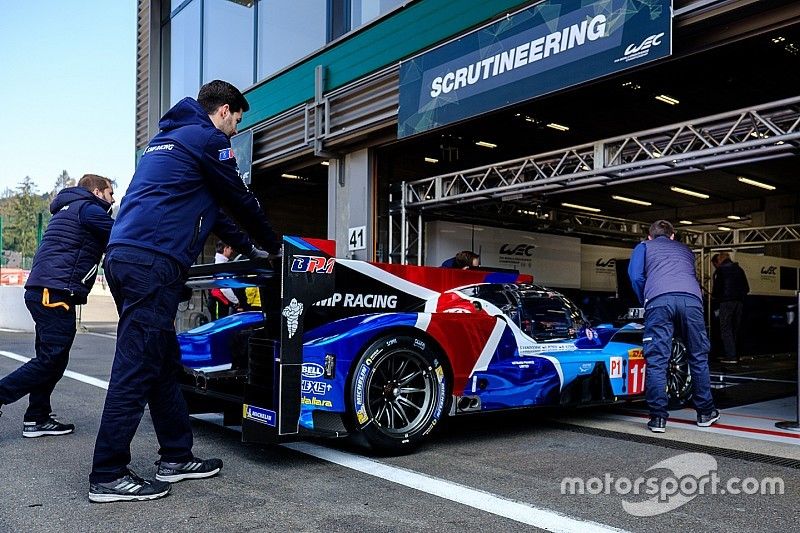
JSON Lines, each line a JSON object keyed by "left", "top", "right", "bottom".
{"left": 198, "top": 80, "right": 249, "bottom": 114}
{"left": 78, "top": 174, "right": 112, "bottom": 192}
{"left": 454, "top": 250, "right": 480, "bottom": 268}
{"left": 649, "top": 219, "right": 674, "bottom": 238}
{"left": 216, "top": 240, "right": 228, "bottom": 254}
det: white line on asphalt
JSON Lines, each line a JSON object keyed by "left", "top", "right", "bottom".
{"left": 0, "top": 351, "right": 108, "bottom": 390}
{"left": 82, "top": 331, "right": 117, "bottom": 340}
{"left": 0, "top": 349, "right": 625, "bottom": 532}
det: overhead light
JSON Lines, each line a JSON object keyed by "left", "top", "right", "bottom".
{"left": 515, "top": 113, "right": 521, "bottom": 117}
{"left": 727, "top": 215, "right": 742, "bottom": 220}
{"left": 772, "top": 36, "right": 786, "bottom": 43}
{"left": 424, "top": 157, "right": 439, "bottom": 163}
{"left": 612, "top": 194, "right": 652, "bottom": 206}
{"left": 621, "top": 81, "right": 641, "bottom": 90}
{"left": 281, "top": 173, "right": 302, "bottom": 180}
{"left": 679, "top": 220, "right": 693, "bottom": 225}
{"left": 737, "top": 176, "right": 775, "bottom": 190}
{"left": 670, "top": 186, "right": 709, "bottom": 199}
{"left": 475, "top": 141, "right": 497, "bottom": 148}
{"left": 717, "top": 226, "right": 732, "bottom": 231}
{"left": 321, "top": 161, "right": 330, "bottom": 166}
{"left": 655, "top": 94, "right": 679, "bottom": 105}
{"left": 546, "top": 123, "right": 569, "bottom": 132}
{"left": 561, "top": 202, "right": 600, "bottom": 213}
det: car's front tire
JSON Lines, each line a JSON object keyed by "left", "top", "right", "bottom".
{"left": 349, "top": 334, "right": 449, "bottom": 454}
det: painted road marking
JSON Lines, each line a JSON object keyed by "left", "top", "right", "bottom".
{"left": 0, "top": 348, "right": 627, "bottom": 532}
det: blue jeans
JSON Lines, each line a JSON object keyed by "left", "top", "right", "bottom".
{"left": 90, "top": 246, "right": 192, "bottom": 483}
{"left": 644, "top": 293, "right": 715, "bottom": 419}
{"left": 0, "top": 289, "right": 75, "bottom": 422}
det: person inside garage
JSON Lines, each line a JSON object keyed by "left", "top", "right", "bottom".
{"left": 441, "top": 250, "right": 480, "bottom": 269}
{"left": 628, "top": 220, "right": 719, "bottom": 433}
{"left": 209, "top": 240, "right": 241, "bottom": 318}
{"left": 711, "top": 252, "right": 750, "bottom": 365}
{"left": 88, "top": 80, "right": 281, "bottom": 503}
{"left": 0, "top": 174, "right": 114, "bottom": 437}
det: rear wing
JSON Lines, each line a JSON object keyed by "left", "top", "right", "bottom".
{"left": 184, "top": 236, "right": 335, "bottom": 443}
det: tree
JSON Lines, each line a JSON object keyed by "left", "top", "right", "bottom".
{"left": 53, "top": 169, "right": 75, "bottom": 193}
{"left": 3, "top": 177, "right": 50, "bottom": 258}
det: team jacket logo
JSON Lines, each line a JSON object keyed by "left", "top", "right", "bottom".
{"left": 624, "top": 33, "right": 665, "bottom": 56}
{"left": 500, "top": 244, "right": 536, "bottom": 256}
{"left": 291, "top": 255, "right": 335, "bottom": 274}
{"left": 218, "top": 148, "right": 235, "bottom": 161}
{"left": 144, "top": 143, "right": 174, "bottom": 154}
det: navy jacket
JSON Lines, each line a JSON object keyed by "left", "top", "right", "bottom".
{"left": 628, "top": 235, "right": 702, "bottom": 307}
{"left": 712, "top": 259, "right": 749, "bottom": 302}
{"left": 25, "top": 187, "right": 113, "bottom": 304}
{"left": 110, "top": 98, "right": 280, "bottom": 268}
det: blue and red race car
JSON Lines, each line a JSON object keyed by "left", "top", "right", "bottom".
{"left": 178, "top": 237, "right": 690, "bottom": 452}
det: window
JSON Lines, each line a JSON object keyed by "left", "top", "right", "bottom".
{"left": 257, "top": 0, "right": 327, "bottom": 79}
{"left": 203, "top": 0, "right": 255, "bottom": 88}
{"left": 168, "top": 0, "right": 202, "bottom": 106}
{"left": 350, "top": 0, "right": 403, "bottom": 30}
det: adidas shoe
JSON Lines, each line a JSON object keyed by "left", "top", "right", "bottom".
{"left": 155, "top": 457, "right": 223, "bottom": 482}
{"left": 22, "top": 416, "right": 74, "bottom": 437}
{"left": 89, "top": 470, "right": 171, "bottom": 503}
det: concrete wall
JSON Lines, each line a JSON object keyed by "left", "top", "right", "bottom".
{"left": 0, "top": 286, "right": 34, "bottom": 331}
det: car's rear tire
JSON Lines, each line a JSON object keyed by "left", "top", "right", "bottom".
{"left": 349, "top": 334, "right": 449, "bottom": 454}
{"left": 667, "top": 338, "right": 692, "bottom": 409}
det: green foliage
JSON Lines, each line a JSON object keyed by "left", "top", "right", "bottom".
{"left": 0, "top": 176, "right": 51, "bottom": 258}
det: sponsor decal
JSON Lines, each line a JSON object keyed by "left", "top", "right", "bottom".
{"left": 218, "top": 147, "right": 235, "bottom": 161}
{"left": 301, "top": 379, "right": 332, "bottom": 396}
{"left": 609, "top": 356, "right": 624, "bottom": 378}
{"left": 628, "top": 348, "right": 644, "bottom": 360}
{"left": 314, "top": 292, "right": 397, "bottom": 308}
{"left": 354, "top": 364, "right": 371, "bottom": 414}
{"left": 425, "top": 363, "right": 447, "bottom": 435}
{"left": 324, "top": 354, "right": 336, "bottom": 379}
{"left": 578, "top": 362, "right": 594, "bottom": 374}
{"left": 356, "top": 406, "right": 369, "bottom": 425}
{"left": 616, "top": 32, "right": 665, "bottom": 63}
{"left": 144, "top": 143, "right": 174, "bottom": 154}
{"left": 761, "top": 266, "right": 777, "bottom": 276}
{"left": 628, "top": 356, "right": 646, "bottom": 395}
{"left": 596, "top": 258, "right": 616, "bottom": 268}
{"left": 414, "top": 338, "right": 426, "bottom": 350}
{"left": 282, "top": 298, "right": 303, "bottom": 338}
{"left": 243, "top": 404, "right": 276, "bottom": 427}
{"left": 301, "top": 363, "right": 324, "bottom": 379}
{"left": 301, "top": 396, "right": 333, "bottom": 408}
{"left": 519, "top": 343, "right": 577, "bottom": 354}
{"left": 290, "top": 255, "right": 335, "bottom": 274}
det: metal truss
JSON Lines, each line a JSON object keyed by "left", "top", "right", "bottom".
{"left": 398, "top": 96, "right": 800, "bottom": 209}
{"left": 702, "top": 224, "right": 800, "bottom": 249}
{"left": 389, "top": 96, "right": 800, "bottom": 264}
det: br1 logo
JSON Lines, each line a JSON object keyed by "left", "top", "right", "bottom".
{"left": 291, "top": 255, "right": 335, "bottom": 273}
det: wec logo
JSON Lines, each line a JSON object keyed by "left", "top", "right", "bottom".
{"left": 500, "top": 244, "right": 536, "bottom": 257}
{"left": 291, "top": 255, "right": 335, "bottom": 274}
{"left": 624, "top": 32, "right": 665, "bottom": 56}
{"left": 596, "top": 258, "right": 616, "bottom": 268}
{"left": 761, "top": 266, "right": 777, "bottom": 275}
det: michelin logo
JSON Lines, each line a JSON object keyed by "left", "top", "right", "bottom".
{"left": 283, "top": 298, "right": 303, "bottom": 338}
{"left": 243, "top": 404, "right": 276, "bottom": 427}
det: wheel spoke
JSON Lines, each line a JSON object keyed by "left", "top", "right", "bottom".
{"left": 399, "top": 370, "right": 423, "bottom": 386}
{"left": 375, "top": 403, "right": 388, "bottom": 425}
{"left": 399, "top": 387, "right": 426, "bottom": 394}
{"left": 397, "top": 395, "right": 423, "bottom": 411}
{"left": 391, "top": 402, "right": 410, "bottom": 427}
{"left": 393, "top": 359, "right": 409, "bottom": 381}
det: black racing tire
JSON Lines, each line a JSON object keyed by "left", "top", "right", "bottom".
{"left": 349, "top": 334, "right": 449, "bottom": 454}
{"left": 667, "top": 338, "right": 692, "bottom": 409}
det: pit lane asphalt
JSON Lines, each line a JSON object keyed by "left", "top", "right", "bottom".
{"left": 1, "top": 330, "right": 797, "bottom": 532}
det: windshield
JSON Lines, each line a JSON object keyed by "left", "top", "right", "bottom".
{"left": 520, "top": 294, "right": 583, "bottom": 342}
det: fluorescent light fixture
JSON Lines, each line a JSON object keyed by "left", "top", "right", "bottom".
{"left": 655, "top": 94, "right": 680, "bottom": 105}
{"left": 717, "top": 226, "right": 732, "bottom": 231}
{"left": 424, "top": 157, "right": 439, "bottom": 163}
{"left": 475, "top": 141, "right": 497, "bottom": 148}
{"left": 737, "top": 176, "right": 775, "bottom": 191}
{"left": 546, "top": 123, "right": 569, "bottom": 131}
{"left": 679, "top": 220, "right": 693, "bottom": 225}
{"left": 670, "top": 186, "right": 709, "bottom": 199}
{"left": 612, "top": 194, "right": 652, "bottom": 206}
{"left": 772, "top": 36, "right": 786, "bottom": 43}
{"left": 321, "top": 161, "right": 330, "bottom": 166}
{"left": 561, "top": 202, "right": 600, "bottom": 213}
{"left": 727, "top": 215, "right": 742, "bottom": 220}
{"left": 281, "top": 173, "right": 301, "bottom": 179}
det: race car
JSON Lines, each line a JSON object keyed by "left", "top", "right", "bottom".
{"left": 178, "top": 237, "right": 691, "bottom": 453}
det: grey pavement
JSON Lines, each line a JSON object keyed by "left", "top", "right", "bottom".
{"left": 1, "top": 331, "right": 798, "bottom": 532}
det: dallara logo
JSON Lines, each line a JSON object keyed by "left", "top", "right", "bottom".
{"left": 499, "top": 244, "right": 536, "bottom": 256}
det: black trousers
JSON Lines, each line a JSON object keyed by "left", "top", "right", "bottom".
{"left": 718, "top": 300, "right": 743, "bottom": 360}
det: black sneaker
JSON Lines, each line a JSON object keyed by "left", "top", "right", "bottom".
{"left": 647, "top": 416, "right": 667, "bottom": 433}
{"left": 697, "top": 409, "right": 721, "bottom": 427}
{"left": 22, "top": 416, "right": 74, "bottom": 438}
{"left": 89, "top": 469, "right": 171, "bottom": 503}
{"left": 155, "top": 457, "right": 223, "bottom": 482}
